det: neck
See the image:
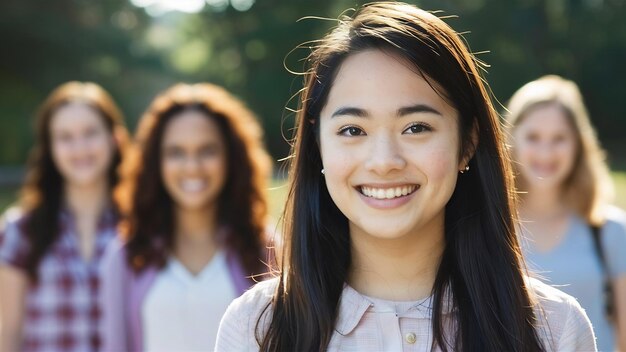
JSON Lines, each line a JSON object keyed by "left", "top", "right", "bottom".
{"left": 519, "top": 185, "right": 568, "bottom": 220}
{"left": 172, "top": 204, "right": 221, "bottom": 275}
{"left": 64, "top": 179, "right": 109, "bottom": 218}
{"left": 348, "top": 215, "right": 445, "bottom": 301}
{"left": 174, "top": 204, "right": 218, "bottom": 247}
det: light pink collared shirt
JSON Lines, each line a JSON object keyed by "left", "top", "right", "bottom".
{"left": 215, "top": 277, "right": 596, "bottom": 351}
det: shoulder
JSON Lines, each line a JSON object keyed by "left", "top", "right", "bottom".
{"left": 0, "top": 206, "right": 27, "bottom": 234}
{"left": 529, "top": 276, "right": 581, "bottom": 313}
{"left": 216, "top": 277, "right": 277, "bottom": 351}
{"left": 224, "top": 277, "right": 277, "bottom": 325}
{"left": 527, "top": 277, "right": 597, "bottom": 351}
{"left": 99, "top": 236, "right": 131, "bottom": 282}
{"left": 603, "top": 205, "right": 626, "bottom": 235}
{"left": 605, "top": 204, "right": 626, "bottom": 222}
{"left": 600, "top": 206, "right": 626, "bottom": 275}
{"left": 0, "top": 207, "right": 30, "bottom": 268}
{"left": 102, "top": 236, "right": 127, "bottom": 265}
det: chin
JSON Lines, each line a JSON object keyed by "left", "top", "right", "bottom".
{"left": 529, "top": 178, "right": 564, "bottom": 189}
{"left": 353, "top": 223, "right": 412, "bottom": 240}
{"left": 65, "top": 174, "right": 106, "bottom": 187}
{"left": 174, "top": 198, "right": 213, "bottom": 211}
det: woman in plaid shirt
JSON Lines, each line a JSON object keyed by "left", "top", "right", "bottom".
{"left": 0, "top": 82, "right": 129, "bottom": 352}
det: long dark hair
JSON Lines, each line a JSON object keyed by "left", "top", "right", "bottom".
{"left": 19, "top": 81, "right": 128, "bottom": 281}
{"left": 259, "top": 3, "right": 544, "bottom": 351}
{"left": 117, "top": 83, "right": 272, "bottom": 277}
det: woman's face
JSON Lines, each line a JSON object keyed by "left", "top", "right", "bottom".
{"left": 50, "top": 102, "right": 116, "bottom": 188}
{"left": 319, "top": 49, "right": 466, "bottom": 240}
{"left": 512, "top": 104, "right": 578, "bottom": 191}
{"left": 160, "top": 109, "right": 227, "bottom": 212}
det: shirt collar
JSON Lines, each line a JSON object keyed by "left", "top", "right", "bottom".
{"left": 335, "top": 283, "right": 456, "bottom": 335}
{"left": 59, "top": 203, "right": 116, "bottom": 228}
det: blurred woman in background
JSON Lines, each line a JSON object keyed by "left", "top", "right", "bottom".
{"left": 0, "top": 81, "right": 129, "bottom": 352}
{"left": 100, "top": 83, "right": 272, "bottom": 352}
{"left": 506, "top": 75, "right": 626, "bottom": 351}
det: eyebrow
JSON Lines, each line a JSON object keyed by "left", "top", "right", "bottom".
{"left": 331, "top": 104, "right": 442, "bottom": 118}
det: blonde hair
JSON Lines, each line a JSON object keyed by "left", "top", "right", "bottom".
{"left": 505, "top": 75, "right": 614, "bottom": 225}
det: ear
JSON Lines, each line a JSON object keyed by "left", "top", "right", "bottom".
{"left": 459, "top": 120, "right": 478, "bottom": 170}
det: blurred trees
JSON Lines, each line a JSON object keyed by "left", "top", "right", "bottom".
{"left": 1, "top": 0, "right": 625, "bottom": 168}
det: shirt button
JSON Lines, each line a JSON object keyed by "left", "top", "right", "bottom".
{"left": 405, "top": 332, "right": 417, "bottom": 344}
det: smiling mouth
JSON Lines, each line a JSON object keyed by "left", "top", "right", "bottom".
{"left": 359, "top": 185, "right": 419, "bottom": 200}
{"left": 531, "top": 164, "right": 558, "bottom": 175}
{"left": 180, "top": 179, "right": 207, "bottom": 193}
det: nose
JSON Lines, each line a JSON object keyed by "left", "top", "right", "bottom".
{"left": 70, "top": 135, "right": 90, "bottom": 153}
{"left": 183, "top": 154, "right": 202, "bottom": 173}
{"left": 535, "top": 140, "right": 558, "bottom": 160}
{"left": 364, "top": 133, "right": 407, "bottom": 175}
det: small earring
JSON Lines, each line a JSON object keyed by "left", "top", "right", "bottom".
{"left": 459, "top": 165, "right": 470, "bottom": 174}
{"left": 321, "top": 168, "right": 325, "bottom": 175}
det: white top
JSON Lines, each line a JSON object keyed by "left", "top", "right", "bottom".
{"left": 143, "top": 251, "right": 237, "bottom": 352}
{"left": 216, "top": 277, "right": 596, "bottom": 351}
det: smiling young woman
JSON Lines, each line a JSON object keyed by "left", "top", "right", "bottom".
{"left": 215, "top": 3, "right": 596, "bottom": 352}
{"left": 0, "top": 81, "right": 129, "bottom": 352}
{"left": 99, "top": 83, "right": 273, "bottom": 352}
{"left": 506, "top": 75, "right": 626, "bottom": 352}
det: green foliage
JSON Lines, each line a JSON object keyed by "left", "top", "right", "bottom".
{"left": 1, "top": 0, "right": 625, "bottom": 166}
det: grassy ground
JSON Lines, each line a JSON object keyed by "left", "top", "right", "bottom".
{"left": 0, "top": 186, "right": 18, "bottom": 214}
{"left": 268, "top": 180, "right": 289, "bottom": 222}
{"left": 1, "top": 172, "right": 625, "bottom": 218}
{"left": 613, "top": 171, "right": 626, "bottom": 210}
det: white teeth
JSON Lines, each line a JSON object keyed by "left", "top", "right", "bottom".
{"left": 181, "top": 179, "right": 206, "bottom": 192}
{"left": 360, "top": 185, "right": 417, "bottom": 199}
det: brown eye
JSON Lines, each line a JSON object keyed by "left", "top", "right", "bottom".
{"left": 339, "top": 126, "right": 365, "bottom": 136}
{"left": 403, "top": 123, "right": 431, "bottom": 134}
{"left": 165, "top": 147, "right": 185, "bottom": 160}
{"left": 526, "top": 133, "right": 540, "bottom": 143}
{"left": 199, "top": 145, "right": 220, "bottom": 157}
{"left": 553, "top": 134, "right": 567, "bottom": 144}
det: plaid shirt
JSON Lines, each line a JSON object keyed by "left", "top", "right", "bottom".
{"left": 0, "top": 207, "right": 117, "bottom": 352}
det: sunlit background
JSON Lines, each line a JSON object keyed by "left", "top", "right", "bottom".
{"left": 1, "top": 0, "right": 625, "bottom": 216}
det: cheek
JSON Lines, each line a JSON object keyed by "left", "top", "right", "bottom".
{"left": 91, "top": 134, "right": 115, "bottom": 156}
{"left": 512, "top": 130, "right": 533, "bottom": 157}
{"left": 195, "top": 153, "right": 227, "bottom": 188}
{"left": 421, "top": 146, "right": 458, "bottom": 185}
{"left": 161, "top": 159, "right": 178, "bottom": 184}
{"left": 556, "top": 140, "right": 577, "bottom": 158}
{"left": 322, "top": 151, "right": 356, "bottom": 198}
{"left": 555, "top": 142, "right": 578, "bottom": 171}
{"left": 50, "top": 140, "right": 69, "bottom": 161}
{"left": 50, "top": 141, "right": 76, "bottom": 171}
{"left": 206, "top": 156, "right": 227, "bottom": 179}
{"left": 319, "top": 133, "right": 351, "bottom": 180}
{"left": 513, "top": 141, "right": 536, "bottom": 165}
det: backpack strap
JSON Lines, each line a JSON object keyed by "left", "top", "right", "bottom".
{"left": 590, "top": 225, "right": 609, "bottom": 273}
{"left": 590, "top": 224, "right": 615, "bottom": 322}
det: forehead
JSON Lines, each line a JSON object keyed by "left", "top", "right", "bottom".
{"left": 518, "top": 104, "right": 575, "bottom": 133}
{"left": 50, "top": 102, "right": 104, "bottom": 131}
{"left": 161, "top": 109, "right": 223, "bottom": 146}
{"left": 321, "top": 49, "right": 457, "bottom": 118}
